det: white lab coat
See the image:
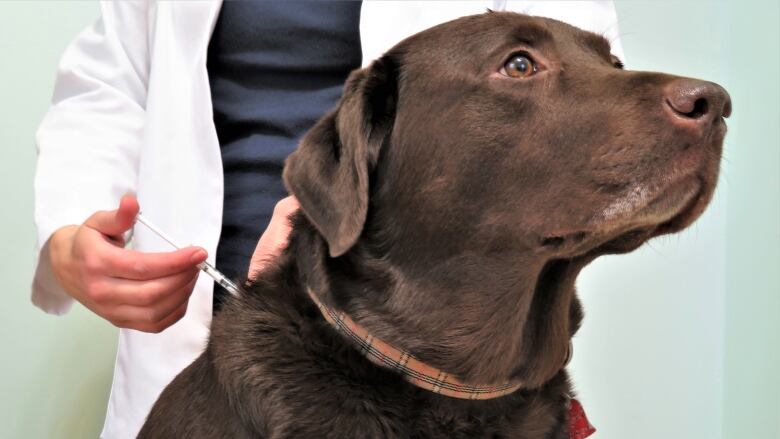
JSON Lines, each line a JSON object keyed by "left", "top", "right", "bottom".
{"left": 32, "top": 1, "right": 622, "bottom": 437}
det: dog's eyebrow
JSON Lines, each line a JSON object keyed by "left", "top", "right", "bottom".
{"left": 507, "top": 24, "right": 554, "bottom": 47}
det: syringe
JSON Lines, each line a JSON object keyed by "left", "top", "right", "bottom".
{"left": 134, "top": 213, "right": 242, "bottom": 297}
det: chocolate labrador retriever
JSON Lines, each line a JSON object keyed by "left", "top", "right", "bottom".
{"left": 139, "top": 11, "right": 730, "bottom": 439}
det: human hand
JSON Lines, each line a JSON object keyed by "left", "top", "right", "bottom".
{"left": 247, "top": 196, "right": 299, "bottom": 280}
{"left": 48, "top": 194, "right": 208, "bottom": 333}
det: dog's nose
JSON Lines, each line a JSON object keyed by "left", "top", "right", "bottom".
{"left": 664, "top": 79, "right": 732, "bottom": 128}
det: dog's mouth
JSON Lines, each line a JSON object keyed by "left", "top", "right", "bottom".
{"left": 594, "top": 176, "right": 705, "bottom": 253}
{"left": 540, "top": 174, "right": 709, "bottom": 256}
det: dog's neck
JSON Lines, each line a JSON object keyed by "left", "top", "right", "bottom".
{"left": 292, "top": 213, "right": 589, "bottom": 388}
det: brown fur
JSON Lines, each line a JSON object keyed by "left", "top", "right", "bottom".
{"left": 139, "top": 12, "right": 729, "bottom": 438}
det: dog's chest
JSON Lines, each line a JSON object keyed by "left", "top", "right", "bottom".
{"left": 212, "top": 289, "right": 571, "bottom": 439}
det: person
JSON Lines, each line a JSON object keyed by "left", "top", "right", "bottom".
{"left": 33, "top": 1, "right": 623, "bottom": 437}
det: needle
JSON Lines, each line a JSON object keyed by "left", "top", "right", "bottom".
{"left": 134, "top": 213, "right": 242, "bottom": 296}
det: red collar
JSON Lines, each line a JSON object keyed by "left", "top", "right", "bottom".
{"left": 567, "top": 396, "right": 597, "bottom": 438}
{"left": 306, "top": 288, "right": 596, "bottom": 438}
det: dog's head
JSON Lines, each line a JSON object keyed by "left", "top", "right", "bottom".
{"left": 284, "top": 12, "right": 729, "bottom": 265}
{"left": 282, "top": 11, "right": 730, "bottom": 386}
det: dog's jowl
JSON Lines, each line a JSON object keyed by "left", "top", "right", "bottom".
{"left": 139, "top": 12, "right": 730, "bottom": 439}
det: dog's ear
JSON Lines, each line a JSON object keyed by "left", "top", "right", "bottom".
{"left": 283, "top": 57, "right": 398, "bottom": 257}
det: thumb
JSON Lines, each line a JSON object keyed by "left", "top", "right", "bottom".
{"left": 85, "top": 194, "right": 140, "bottom": 238}
{"left": 248, "top": 197, "right": 299, "bottom": 280}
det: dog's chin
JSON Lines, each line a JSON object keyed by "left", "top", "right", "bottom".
{"left": 594, "top": 176, "right": 706, "bottom": 254}
{"left": 540, "top": 176, "right": 712, "bottom": 258}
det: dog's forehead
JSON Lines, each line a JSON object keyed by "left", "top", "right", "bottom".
{"left": 395, "top": 12, "right": 613, "bottom": 67}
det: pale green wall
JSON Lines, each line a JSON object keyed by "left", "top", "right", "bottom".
{"left": 0, "top": 2, "right": 115, "bottom": 439}
{"left": 574, "top": 2, "right": 729, "bottom": 438}
{"left": 721, "top": 1, "right": 780, "bottom": 438}
{"left": 0, "top": 2, "right": 776, "bottom": 439}
{"left": 573, "top": 2, "right": 779, "bottom": 439}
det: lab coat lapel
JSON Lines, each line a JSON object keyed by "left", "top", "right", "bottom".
{"left": 103, "top": 3, "right": 226, "bottom": 437}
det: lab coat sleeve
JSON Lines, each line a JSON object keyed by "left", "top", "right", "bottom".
{"left": 501, "top": 0, "right": 624, "bottom": 60}
{"left": 32, "top": 0, "right": 150, "bottom": 315}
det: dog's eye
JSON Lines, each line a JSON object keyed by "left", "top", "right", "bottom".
{"left": 502, "top": 54, "right": 537, "bottom": 78}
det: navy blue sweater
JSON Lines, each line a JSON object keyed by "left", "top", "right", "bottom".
{"left": 207, "top": 1, "right": 363, "bottom": 311}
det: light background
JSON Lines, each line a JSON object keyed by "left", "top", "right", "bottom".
{"left": 0, "top": 1, "right": 777, "bottom": 438}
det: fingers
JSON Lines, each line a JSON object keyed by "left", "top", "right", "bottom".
{"left": 101, "top": 267, "right": 200, "bottom": 307}
{"left": 263, "top": 197, "right": 298, "bottom": 252}
{"left": 102, "top": 245, "right": 208, "bottom": 281}
{"left": 84, "top": 194, "right": 140, "bottom": 238}
{"left": 114, "top": 300, "right": 191, "bottom": 334}
{"left": 248, "top": 196, "right": 299, "bottom": 279}
{"left": 56, "top": 196, "right": 212, "bottom": 334}
{"left": 274, "top": 196, "right": 300, "bottom": 217}
{"left": 104, "top": 274, "right": 198, "bottom": 333}
{"left": 152, "top": 301, "right": 190, "bottom": 333}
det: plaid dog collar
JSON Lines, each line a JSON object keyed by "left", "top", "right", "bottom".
{"left": 306, "top": 287, "right": 524, "bottom": 400}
